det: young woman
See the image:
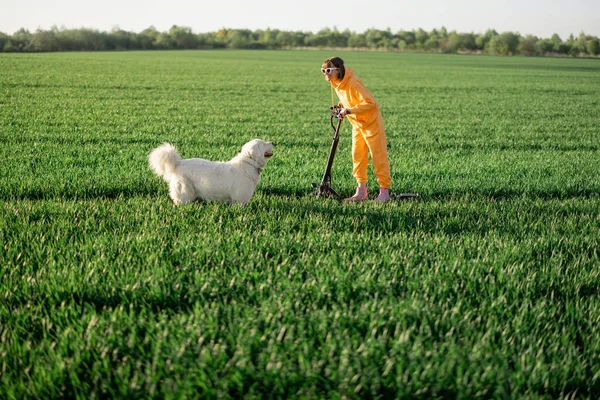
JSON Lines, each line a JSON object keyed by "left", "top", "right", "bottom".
{"left": 322, "top": 56, "right": 392, "bottom": 202}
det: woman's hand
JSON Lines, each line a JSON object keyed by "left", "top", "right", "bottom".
{"left": 339, "top": 108, "right": 352, "bottom": 117}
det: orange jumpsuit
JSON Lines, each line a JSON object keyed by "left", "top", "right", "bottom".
{"left": 331, "top": 68, "right": 392, "bottom": 189}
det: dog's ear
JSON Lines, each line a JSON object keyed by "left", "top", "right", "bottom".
{"left": 241, "top": 145, "right": 255, "bottom": 160}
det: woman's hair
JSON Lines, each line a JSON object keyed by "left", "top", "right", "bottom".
{"left": 323, "top": 56, "right": 345, "bottom": 79}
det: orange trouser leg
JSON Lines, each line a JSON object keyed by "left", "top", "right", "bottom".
{"left": 365, "top": 128, "right": 392, "bottom": 189}
{"left": 351, "top": 128, "right": 369, "bottom": 184}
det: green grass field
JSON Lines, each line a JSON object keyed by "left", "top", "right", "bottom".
{"left": 1, "top": 50, "right": 600, "bottom": 398}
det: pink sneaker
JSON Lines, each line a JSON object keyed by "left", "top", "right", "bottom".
{"left": 375, "top": 188, "right": 391, "bottom": 203}
{"left": 344, "top": 185, "right": 368, "bottom": 202}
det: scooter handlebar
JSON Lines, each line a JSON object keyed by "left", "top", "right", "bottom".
{"left": 329, "top": 105, "right": 344, "bottom": 120}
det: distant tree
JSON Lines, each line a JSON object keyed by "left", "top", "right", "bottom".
{"left": 84, "top": 29, "right": 106, "bottom": 51}
{"left": 587, "top": 38, "right": 599, "bottom": 56}
{"left": 550, "top": 33, "right": 562, "bottom": 51}
{"left": 576, "top": 32, "right": 588, "bottom": 54}
{"left": 446, "top": 32, "right": 476, "bottom": 52}
{"left": 228, "top": 29, "right": 256, "bottom": 49}
{"left": 30, "top": 29, "right": 59, "bottom": 52}
{"left": 169, "top": 25, "right": 196, "bottom": 49}
{"left": 382, "top": 28, "right": 395, "bottom": 49}
{"left": 387, "top": 38, "right": 400, "bottom": 49}
{"left": 414, "top": 28, "right": 429, "bottom": 49}
{"left": 304, "top": 28, "right": 331, "bottom": 47}
{"left": 518, "top": 35, "right": 538, "bottom": 55}
{"left": 475, "top": 29, "right": 497, "bottom": 51}
{"left": 487, "top": 31, "right": 519, "bottom": 55}
{"left": 289, "top": 31, "right": 309, "bottom": 47}
{"left": 460, "top": 33, "right": 477, "bottom": 51}
{"left": 347, "top": 32, "right": 367, "bottom": 48}
{"left": 396, "top": 30, "right": 416, "bottom": 48}
{"left": 0, "top": 25, "right": 597, "bottom": 56}
{"left": 555, "top": 43, "right": 570, "bottom": 54}
{"left": 396, "top": 39, "right": 408, "bottom": 50}
{"left": 564, "top": 34, "right": 577, "bottom": 55}
{"left": 430, "top": 28, "right": 448, "bottom": 43}
{"left": 259, "top": 28, "right": 280, "bottom": 48}
{"left": 196, "top": 32, "right": 216, "bottom": 48}
{"left": 434, "top": 28, "right": 450, "bottom": 52}
{"left": 365, "top": 29, "right": 389, "bottom": 48}
{"left": 251, "top": 30, "right": 263, "bottom": 42}
{"left": 9, "top": 28, "right": 32, "bottom": 51}
{"left": 155, "top": 31, "right": 174, "bottom": 49}
{"left": 502, "top": 31, "right": 521, "bottom": 54}
{"left": 0, "top": 32, "right": 8, "bottom": 51}
{"left": 444, "top": 31, "right": 458, "bottom": 52}
{"left": 55, "top": 28, "right": 104, "bottom": 51}
{"left": 108, "top": 27, "right": 136, "bottom": 50}
{"left": 548, "top": 33, "right": 570, "bottom": 54}
{"left": 341, "top": 29, "right": 354, "bottom": 47}
{"left": 535, "top": 38, "right": 554, "bottom": 54}
{"left": 54, "top": 28, "right": 75, "bottom": 51}
{"left": 139, "top": 26, "right": 159, "bottom": 50}
{"left": 212, "top": 29, "right": 228, "bottom": 48}
{"left": 275, "top": 31, "right": 292, "bottom": 48}
{"left": 427, "top": 28, "right": 442, "bottom": 51}
{"left": 325, "top": 27, "right": 349, "bottom": 47}
{"left": 424, "top": 36, "right": 439, "bottom": 51}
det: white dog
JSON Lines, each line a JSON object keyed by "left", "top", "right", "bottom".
{"left": 149, "top": 139, "right": 273, "bottom": 205}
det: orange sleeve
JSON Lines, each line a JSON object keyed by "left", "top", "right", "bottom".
{"left": 348, "top": 82, "right": 377, "bottom": 115}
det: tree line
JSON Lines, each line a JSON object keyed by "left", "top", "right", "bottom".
{"left": 1, "top": 26, "right": 599, "bottom": 57}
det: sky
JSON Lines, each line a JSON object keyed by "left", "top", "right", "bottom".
{"left": 2, "top": 0, "right": 599, "bottom": 40}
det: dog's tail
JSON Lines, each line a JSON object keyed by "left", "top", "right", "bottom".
{"left": 148, "top": 143, "right": 181, "bottom": 181}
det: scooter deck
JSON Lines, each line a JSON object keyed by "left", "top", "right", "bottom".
{"left": 392, "top": 193, "right": 420, "bottom": 200}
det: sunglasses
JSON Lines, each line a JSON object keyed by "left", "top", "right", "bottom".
{"left": 321, "top": 67, "right": 339, "bottom": 74}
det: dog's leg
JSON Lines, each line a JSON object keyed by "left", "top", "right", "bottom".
{"left": 169, "top": 178, "right": 196, "bottom": 205}
{"left": 231, "top": 187, "right": 254, "bottom": 207}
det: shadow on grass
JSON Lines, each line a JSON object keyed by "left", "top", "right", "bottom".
{"left": 4, "top": 180, "right": 598, "bottom": 205}
{"left": 3, "top": 180, "right": 599, "bottom": 242}
{"left": 473, "top": 62, "right": 600, "bottom": 73}
{"left": 423, "top": 187, "right": 600, "bottom": 201}
{"left": 0, "top": 185, "right": 160, "bottom": 201}
{"left": 256, "top": 184, "right": 600, "bottom": 240}
{"left": 261, "top": 185, "right": 600, "bottom": 202}
{"left": 406, "top": 141, "right": 600, "bottom": 152}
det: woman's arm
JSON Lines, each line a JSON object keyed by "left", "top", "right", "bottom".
{"left": 347, "top": 83, "right": 376, "bottom": 115}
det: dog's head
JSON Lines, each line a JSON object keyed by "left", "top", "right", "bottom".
{"left": 240, "top": 139, "right": 274, "bottom": 169}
